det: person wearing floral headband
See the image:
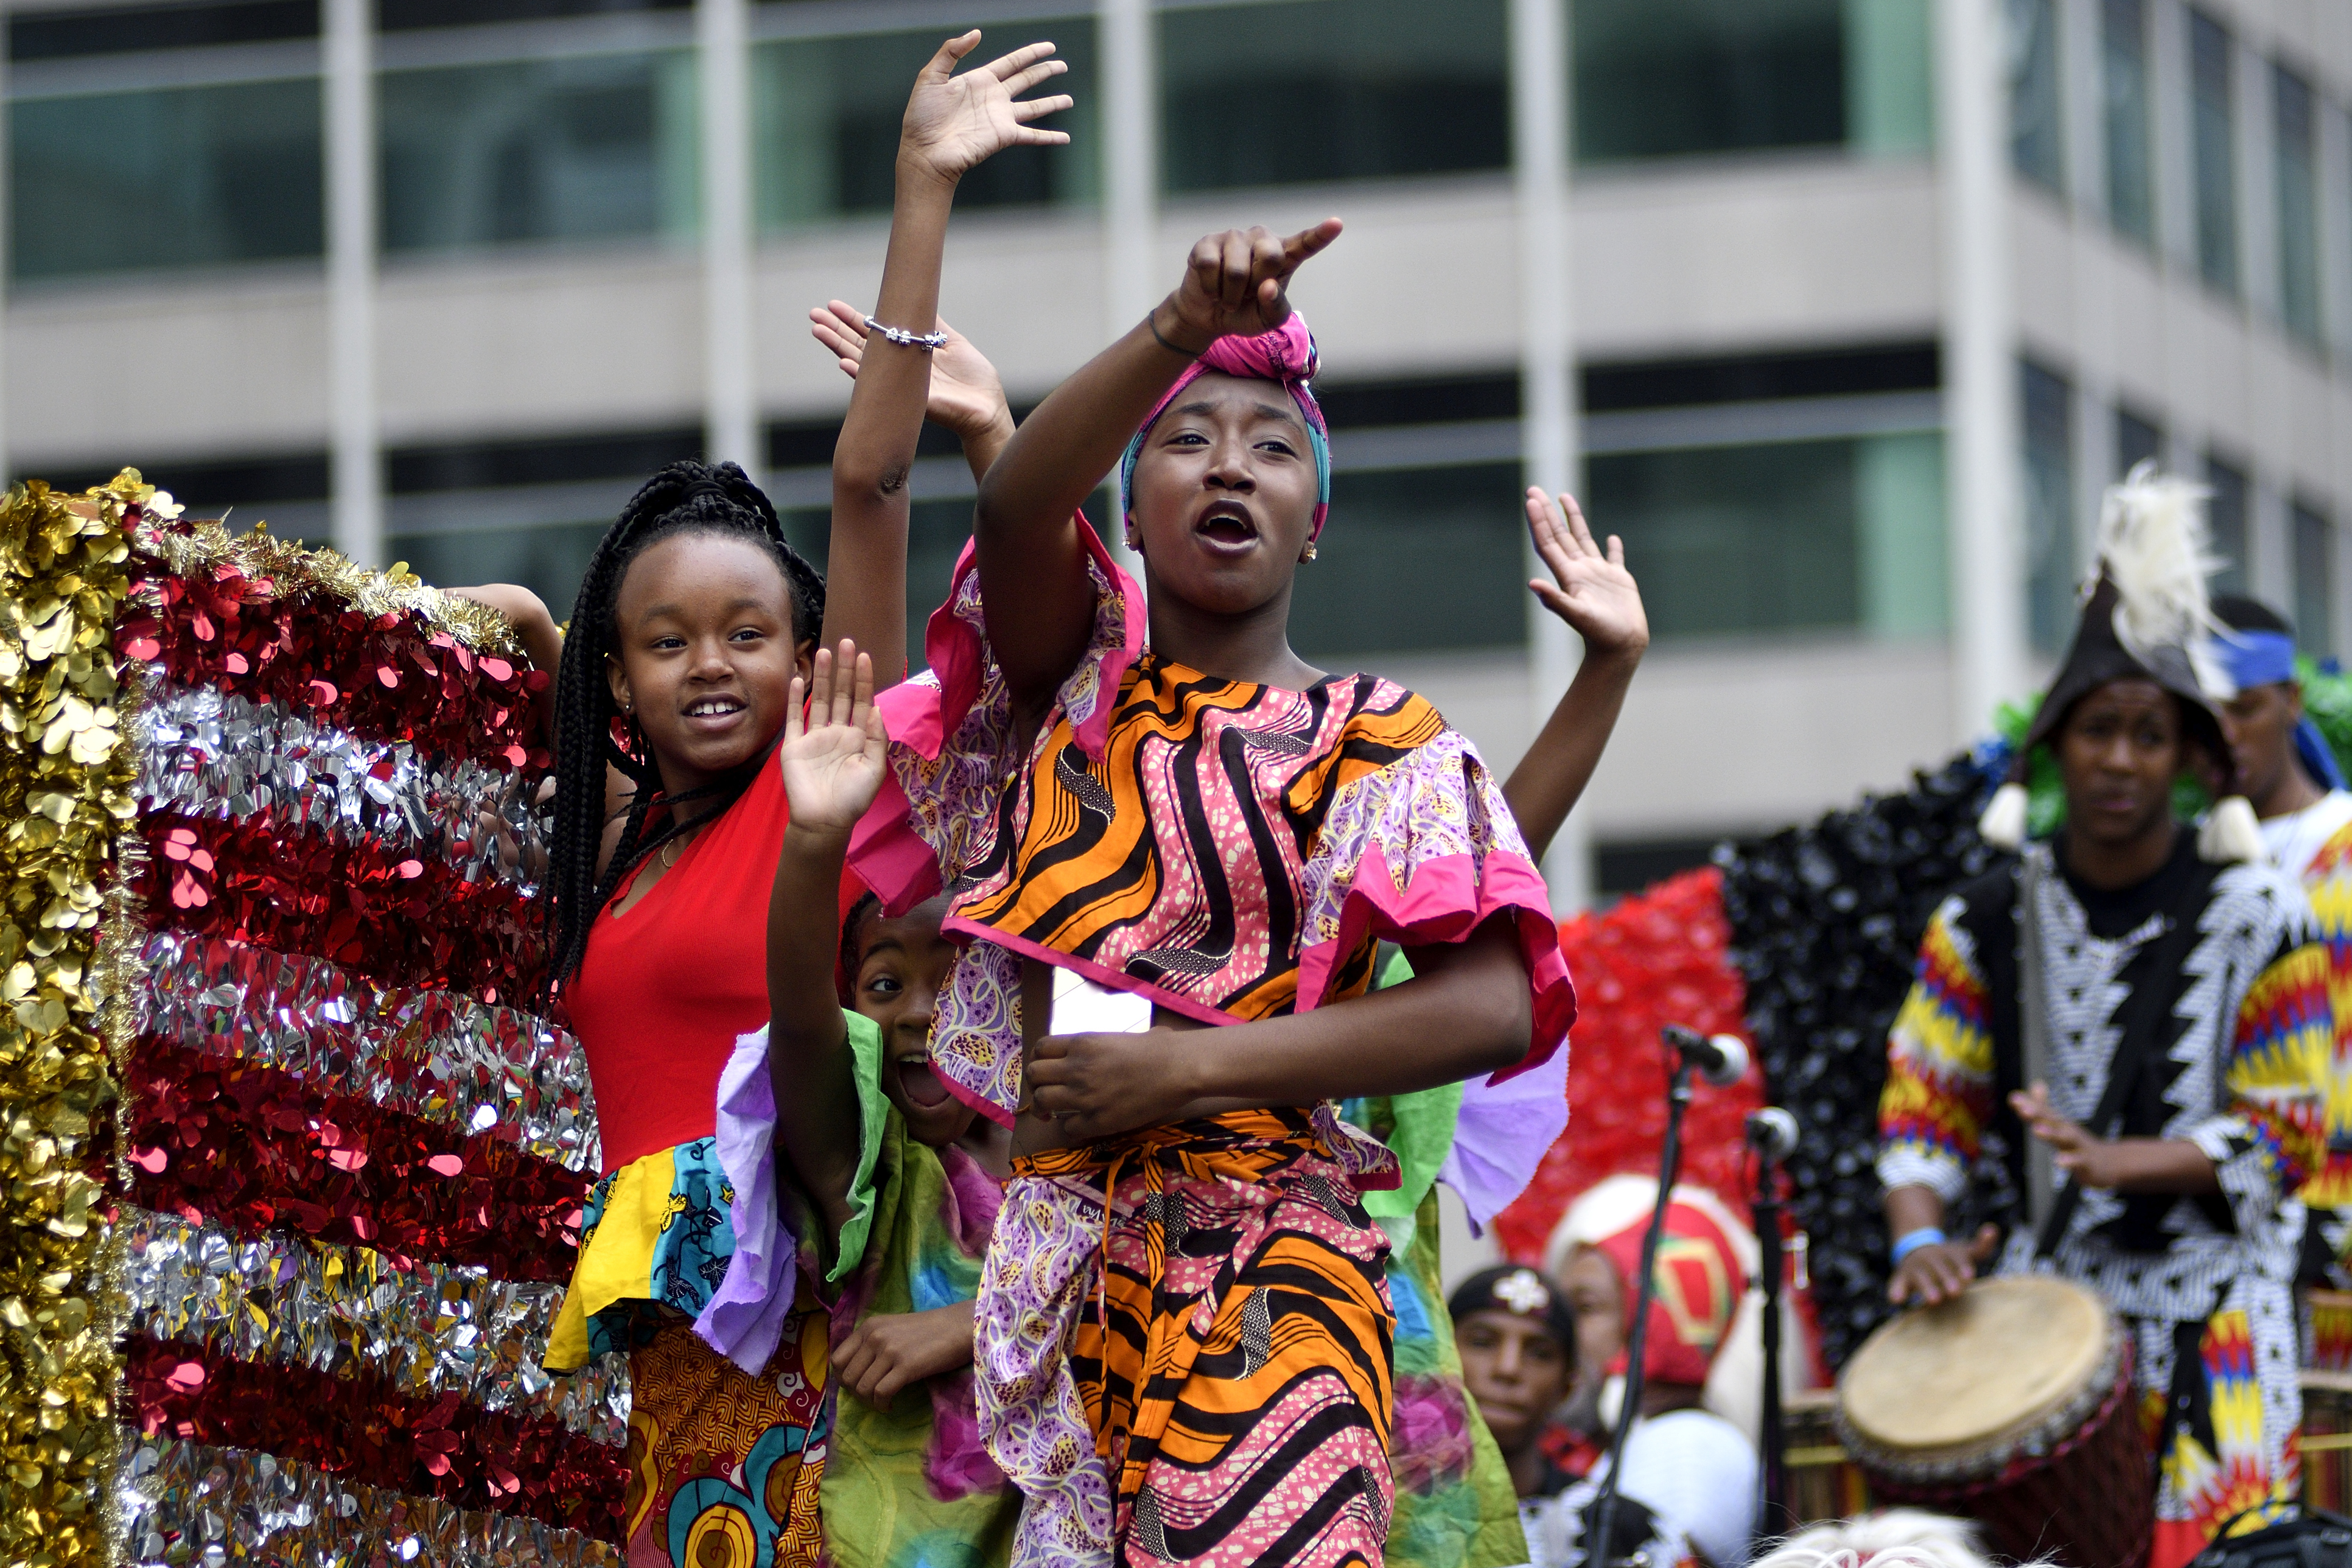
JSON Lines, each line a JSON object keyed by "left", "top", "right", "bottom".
{"left": 842, "top": 222, "right": 1573, "bottom": 1567}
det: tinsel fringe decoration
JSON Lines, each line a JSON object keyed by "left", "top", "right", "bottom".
{"left": 1716, "top": 752, "right": 2010, "bottom": 1370}
{"left": 0, "top": 472, "right": 147, "bottom": 1567}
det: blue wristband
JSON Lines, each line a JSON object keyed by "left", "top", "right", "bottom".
{"left": 1891, "top": 1227, "right": 1947, "bottom": 1265}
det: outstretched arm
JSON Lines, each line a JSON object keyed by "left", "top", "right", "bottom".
{"left": 767, "top": 642, "right": 891, "bottom": 1241}
{"left": 822, "top": 30, "right": 1071, "bottom": 687}
{"left": 973, "top": 220, "right": 1343, "bottom": 725}
{"left": 1501, "top": 490, "right": 1648, "bottom": 859}
{"left": 811, "top": 303, "right": 1016, "bottom": 489}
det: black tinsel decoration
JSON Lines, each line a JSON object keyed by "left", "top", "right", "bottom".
{"left": 1715, "top": 751, "right": 2016, "bottom": 1370}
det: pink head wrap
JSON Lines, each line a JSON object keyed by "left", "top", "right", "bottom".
{"left": 1118, "top": 313, "right": 1332, "bottom": 539}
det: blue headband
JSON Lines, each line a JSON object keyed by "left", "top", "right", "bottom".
{"left": 2219, "top": 629, "right": 2347, "bottom": 789}
{"left": 2221, "top": 629, "right": 2299, "bottom": 688}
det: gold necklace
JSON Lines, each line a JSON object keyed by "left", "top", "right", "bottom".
{"left": 659, "top": 825, "right": 698, "bottom": 869}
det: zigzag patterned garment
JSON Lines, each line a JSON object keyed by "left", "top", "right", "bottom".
{"left": 987, "top": 1111, "right": 1396, "bottom": 1568}
{"left": 2266, "top": 799, "right": 2352, "bottom": 1284}
{"left": 852, "top": 525, "right": 1574, "bottom": 1568}
{"left": 1877, "top": 834, "right": 2330, "bottom": 1567}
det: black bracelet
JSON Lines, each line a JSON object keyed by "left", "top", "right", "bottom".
{"left": 1147, "top": 309, "right": 1202, "bottom": 358}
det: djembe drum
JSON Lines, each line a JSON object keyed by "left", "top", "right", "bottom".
{"left": 1835, "top": 1277, "right": 2152, "bottom": 1568}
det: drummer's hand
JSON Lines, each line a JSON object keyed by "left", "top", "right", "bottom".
{"left": 2011, "top": 1082, "right": 2128, "bottom": 1189}
{"left": 1886, "top": 1225, "right": 1998, "bottom": 1306}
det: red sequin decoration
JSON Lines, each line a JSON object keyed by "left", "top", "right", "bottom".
{"left": 136, "top": 809, "right": 545, "bottom": 1002}
{"left": 123, "top": 1337, "right": 627, "bottom": 1537}
{"left": 117, "top": 553, "right": 550, "bottom": 770}
{"left": 125, "top": 1035, "right": 586, "bottom": 1282}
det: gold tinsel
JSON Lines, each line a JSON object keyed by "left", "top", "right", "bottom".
{"left": 140, "top": 511, "right": 526, "bottom": 657}
{"left": 0, "top": 471, "right": 144, "bottom": 1568}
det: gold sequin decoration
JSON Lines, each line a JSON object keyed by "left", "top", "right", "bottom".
{"left": 0, "top": 471, "right": 145, "bottom": 1568}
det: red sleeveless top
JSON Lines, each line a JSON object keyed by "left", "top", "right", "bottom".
{"left": 566, "top": 753, "right": 793, "bottom": 1174}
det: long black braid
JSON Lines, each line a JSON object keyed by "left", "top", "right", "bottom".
{"left": 542, "top": 460, "right": 825, "bottom": 995}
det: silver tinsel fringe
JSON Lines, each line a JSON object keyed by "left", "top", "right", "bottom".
{"left": 135, "top": 928, "right": 600, "bottom": 1172}
{"left": 121, "top": 1206, "right": 628, "bottom": 1444}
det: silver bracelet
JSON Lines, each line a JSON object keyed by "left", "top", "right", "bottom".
{"left": 868, "top": 320, "right": 948, "bottom": 351}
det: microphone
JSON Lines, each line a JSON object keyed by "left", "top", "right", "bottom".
{"left": 1661, "top": 1025, "right": 1749, "bottom": 1088}
{"left": 1746, "top": 1106, "right": 1801, "bottom": 1161}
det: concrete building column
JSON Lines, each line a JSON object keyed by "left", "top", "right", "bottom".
{"left": 1100, "top": 0, "right": 1155, "bottom": 578}
{"left": 699, "top": 0, "right": 758, "bottom": 480}
{"left": 1939, "top": 0, "right": 2029, "bottom": 740}
{"left": 324, "top": 0, "right": 382, "bottom": 565}
{"left": 1510, "top": 0, "right": 1586, "bottom": 914}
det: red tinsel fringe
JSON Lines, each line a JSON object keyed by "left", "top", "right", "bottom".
{"left": 138, "top": 809, "right": 545, "bottom": 1004}
{"left": 123, "top": 1337, "right": 628, "bottom": 1537}
{"left": 1493, "top": 867, "right": 1763, "bottom": 1262}
{"left": 118, "top": 553, "right": 550, "bottom": 769}
{"left": 126, "top": 1035, "right": 586, "bottom": 1282}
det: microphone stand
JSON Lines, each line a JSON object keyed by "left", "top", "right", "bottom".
{"left": 1750, "top": 1140, "right": 1789, "bottom": 1549}
{"left": 1589, "top": 1035, "right": 1696, "bottom": 1567}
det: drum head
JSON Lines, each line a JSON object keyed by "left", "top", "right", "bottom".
{"left": 1841, "top": 1277, "right": 2109, "bottom": 1463}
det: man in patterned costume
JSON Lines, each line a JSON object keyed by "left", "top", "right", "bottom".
{"left": 1877, "top": 469, "right": 2333, "bottom": 1568}
{"left": 2213, "top": 594, "right": 2352, "bottom": 1302}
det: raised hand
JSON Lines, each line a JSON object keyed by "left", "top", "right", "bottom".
{"left": 811, "top": 300, "right": 1010, "bottom": 443}
{"left": 778, "top": 640, "right": 888, "bottom": 835}
{"left": 1525, "top": 489, "right": 1648, "bottom": 665}
{"left": 1158, "top": 220, "right": 1345, "bottom": 350}
{"left": 899, "top": 31, "right": 1072, "bottom": 187}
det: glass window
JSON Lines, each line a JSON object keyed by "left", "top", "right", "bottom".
{"left": 1587, "top": 439, "right": 1860, "bottom": 640}
{"left": 2294, "top": 502, "right": 2334, "bottom": 659}
{"left": 1158, "top": 0, "right": 1505, "bottom": 192}
{"left": 381, "top": 0, "right": 688, "bottom": 29}
{"left": 2189, "top": 9, "right": 2237, "bottom": 295}
{"left": 2021, "top": 360, "right": 2076, "bottom": 655}
{"left": 9, "top": 0, "right": 313, "bottom": 59}
{"left": 1287, "top": 464, "right": 1527, "bottom": 656}
{"left": 380, "top": 51, "right": 698, "bottom": 255}
{"left": 757, "top": 19, "right": 1099, "bottom": 226}
{"left": 11, "top": 78, "right": 323, "bottom": 281}
{"left": 2103, "top": 0, "right": 2154, "bottom": 247}
{"left": 1845, "top": 0, "right": 1934, "bottom": 158}
{"left": 2115, "top": 407, "right": 2162, "bottom": 475}
{"left": 2275, "top": 63, "right": 2322, "bottom": 348}
{"left": 1856, "top": 429, "right": 1947, "bottom": 637}
{"left": 2205, "top": 454, "right": 2249, "bottom": 595}
{"left": 391, "top": 521, "right": 607, "bottom": 624}
{"left": 1575, "top": 0, "right": 1844, "bottom": 164}
{"left": 2009, "top": 0, "right": 2065, "bottom": 194}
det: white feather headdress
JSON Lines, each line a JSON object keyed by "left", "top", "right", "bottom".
{"left": 2095, "top": 460, "right": 2232, "bottom": 701}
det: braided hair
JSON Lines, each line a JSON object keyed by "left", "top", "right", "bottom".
{"left": 542, "top": 460, "right": 825, "bottom": 993}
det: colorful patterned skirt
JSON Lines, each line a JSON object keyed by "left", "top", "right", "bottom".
{"left": 2140, "top": 1272, "right": 2303, "bottom": 1568}
{"left": 623, "top": 1313, "right": 831, "bottom": 1567}
{"left": 975, "top": 1107, "right": 1397, "bottom": 1568}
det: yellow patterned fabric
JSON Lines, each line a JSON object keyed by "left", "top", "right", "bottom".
{"left": 2294, "top": 819, "right": 2352, "bottom": 1275}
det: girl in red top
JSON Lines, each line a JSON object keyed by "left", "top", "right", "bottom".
{"left": 460, "top": 32, "right": 1074, "bottom": 1567}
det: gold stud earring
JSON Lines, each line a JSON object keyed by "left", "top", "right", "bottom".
{"left": 1303, "top": 541, "right": 1319, "bottom": 562}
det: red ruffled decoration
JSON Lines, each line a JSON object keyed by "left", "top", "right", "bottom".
{"left": 123, "top": 1337, "right": 627, "bottom": 1537}
{"left": 126, "top": 1035, "right": 586, "bottom": 1282}
{"left": 138, "top": 810, "right": 544, "bottom": 1003}
{"left": 117, "top": 554, "right": 550, "bottom": 770}
{"left": 1493, "top": 867, "right": 1762, "bottom": 1263}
